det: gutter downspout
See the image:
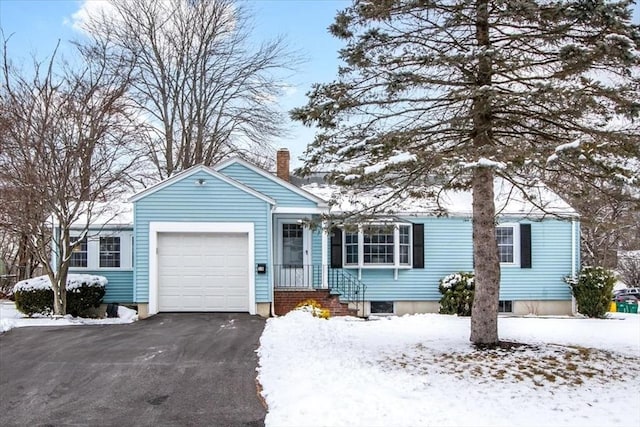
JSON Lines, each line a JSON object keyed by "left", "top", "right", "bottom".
{"left": 571, "top": 218, "right": 577, "bottom": 315}
{"left": 269, "top": 204, "right": 276, "bottom": 317}
{"left": 321, "top": 219, "right": 329, "bottom": 289}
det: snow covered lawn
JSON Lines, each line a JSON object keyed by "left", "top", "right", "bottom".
{"left": 258, "top": 312, "right": 640, "bottom": 427}
{"left": 0, "top": 300, "right": 137, "bottom": 333}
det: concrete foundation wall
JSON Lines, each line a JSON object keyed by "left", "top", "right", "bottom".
{"left": 256, "top": 303, "right": 271, "bottom": 318}
{"left": 512, "top": 300, "right": 573, "bottom": 316}
{"left": 365, "top": 300, "right": 572, "bottom": 317}
{"left": 137, "top": 303, "right": 149, "bottom": 319}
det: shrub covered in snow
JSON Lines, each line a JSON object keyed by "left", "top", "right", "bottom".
{"left": 438, "top": 272, "right": 475, "bottom": 316}
{"left": 565, "top": 267, "right": 615, "bottom": 318}
{"left": 295, "top": 299, "right": 331, "bottom": 319}
{"left": 13, "top": 274, "right": 107, "bottom": 317}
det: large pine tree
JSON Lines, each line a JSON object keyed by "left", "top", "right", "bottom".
{"left": 292, "top": 0, "right": 639, "bottom": 344}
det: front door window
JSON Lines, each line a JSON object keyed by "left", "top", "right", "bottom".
{"left": 282, "top": 223, "right": 304, "bottom": 267}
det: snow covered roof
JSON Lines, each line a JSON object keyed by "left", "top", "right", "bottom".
{"left": 301, "top": 179, "right": 577, "bottom": 218}
{"left": 71, "top": 200, "right": 134, "bottom": 228}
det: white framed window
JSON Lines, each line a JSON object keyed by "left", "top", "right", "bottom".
{"left": 66, "top": 229, "right": 133, "bottom": 270}
{"left": 345, "top": 232, "right": 359, "bottom": 264}
{"left": 344, "top": 224, "right": 412, "bottom": 268}
{"left": 100, "top": 236, "right": 121, "bottom": 268}
{"left": 496, "top": 224, "right": 520, "bottom": 266}
{"left": 69, "top": 235, "right": 88, "bottom": 268}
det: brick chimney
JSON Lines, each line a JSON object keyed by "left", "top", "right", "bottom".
{"left": 276, "top": 148, "right": 290, "bottom": 182}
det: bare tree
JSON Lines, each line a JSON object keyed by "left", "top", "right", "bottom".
{"left": 292, "top": 0, "right": 639, "bottom": 344}
{"left": 618, "top": 254, "right": 640, "bottom": 288}
{"left": 77, "top": 0, "right": 298, "bottom": 179}
{"left": 0, "top": 39, "right": 143, "bottom": 315}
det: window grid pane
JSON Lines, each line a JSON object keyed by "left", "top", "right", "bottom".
{"left": 100, "top": 237, "right": 121, "bottom": 268}
{"left": 363, "top": 226, "right": 394, "bottom": 265}
{"left": 282, "top": 224, "right": 303, "bottom": 267}
{"left": 70, "top": 236, "right": 88, "bottom": 268}
{"left": 496, "top": 227, "right": 514, "bottom": 263}
{"left": 399, "top": 225, "right": 410, "bottom": 265}
{"left": 345, "top": 232, "right": 358, "bottom": 265}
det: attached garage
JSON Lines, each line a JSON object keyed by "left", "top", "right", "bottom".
{"left": 157, "top": 232, "right": 250, "bottom": 312}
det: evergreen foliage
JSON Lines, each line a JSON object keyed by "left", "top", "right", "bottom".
{"left": 292, "top": 0, "right": 639, "bottom": 344}
{"left": 438, "top": 272, "right": 475, "bottom": 316}
{"left": 565, "top": 266, "right": 616, "bottom": 318}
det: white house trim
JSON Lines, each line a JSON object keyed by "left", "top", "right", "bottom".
{"left": 214, "top": 157, "right": 329, "bottom": 207}
{"left": 129, "top": 164, "right": 276, "bottom": 205}
{"left": 496, "top": 223, "right": 521, "bottom": 267}
{"left": 273, "top": 207, "right": 328, "bottom": 214}
{"left": 148, "top": 221, "right": 256, "bottom": 316}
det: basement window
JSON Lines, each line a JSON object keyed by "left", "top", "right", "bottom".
{"left": 370, "top": 301, "right": 394, "bottom": 315}
{"left": 498, "top": 300, "right": 513, "bottom": 313}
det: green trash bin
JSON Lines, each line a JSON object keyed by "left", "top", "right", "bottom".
{"left": 616, "top": 302, "right": 628, "bottom": 313}
{"left": 626, "top": 302, "right": 638, "bottom": 314}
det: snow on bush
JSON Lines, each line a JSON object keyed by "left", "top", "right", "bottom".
{"left": 13, "top": 274, "right": 107, "bottom": 292}
{"left": 439, "top": 272, "right": 475, "bottom": 316}
{"left": 13, "top": 274, "right": 107, "bottom": 317}
{"left": 565, "top": 266, "right": 615, "bottom": 318}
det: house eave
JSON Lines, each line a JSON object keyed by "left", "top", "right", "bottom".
{"left": 128, "top": 164, "right": 276, "bottom": 205}
{"left": 214, "top": 157, "right": 328, "bottom": 207}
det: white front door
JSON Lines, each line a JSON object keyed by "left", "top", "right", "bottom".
{"left": 277, "top": 221, "right": 311, "bottom": 287}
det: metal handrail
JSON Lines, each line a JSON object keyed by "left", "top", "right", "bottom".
{"left": 327, "top": 268, "right": 366, "bottom": 314}
{"left": 273, "top": 264, "right": 366, "bottom": 315}
{"left": 273, "top": 264, "right": 322, "bottom": 288}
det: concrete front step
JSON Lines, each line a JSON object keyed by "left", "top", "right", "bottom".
{"left": 274, "top": 289, "right": 356, "bottom": 317}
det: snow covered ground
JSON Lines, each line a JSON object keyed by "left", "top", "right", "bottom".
{"left": 0, "top": 300, "right": 137, "bottom": 333}
{"left": 258, "top": 312, "right": 640, "bottom": 427}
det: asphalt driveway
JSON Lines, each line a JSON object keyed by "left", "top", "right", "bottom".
{"left": 0, "top": 313, "right": 267, "bottom": 426}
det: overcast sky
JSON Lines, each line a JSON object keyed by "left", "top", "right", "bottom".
{"left": 1, "top": 0, "right": 638, "bottom": 167}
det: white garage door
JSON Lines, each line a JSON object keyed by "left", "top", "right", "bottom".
{"left": 157, "top": 232, "right": 249, "bottom": 312}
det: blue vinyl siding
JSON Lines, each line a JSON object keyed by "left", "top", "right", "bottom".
{"left": 68, "top": 269, "right": 134, "bottom": 303}
{"left": 219, "top": 162, "right": 318, "bottom": 207}
{"left": 133, "top": 170, "right": 272, "bottom": 303}
{"left": 321, "top": 217, "right": 575, "bottom": 302}
{"left": 500, "top": 220, "right": 573, "bottom": 300}
{"left": 312, "top": 227, "right": 322, "bottom": 267}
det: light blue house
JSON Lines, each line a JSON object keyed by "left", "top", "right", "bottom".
{"left": 68, "top": 149, "right": 580, "bottom": 317}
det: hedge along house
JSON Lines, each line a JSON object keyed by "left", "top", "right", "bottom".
{"left": 66, "top": 148, "right": 580, "bottom": 317}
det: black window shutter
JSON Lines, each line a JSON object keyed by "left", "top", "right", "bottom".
{"left": 330, "top": 227, "right": 343, "bottom": 268}
{"left": 412, "top": 223, "right": 425, "bottom": 269}
{"left": 520, "top": 224, "right": 532, "bottom": 268}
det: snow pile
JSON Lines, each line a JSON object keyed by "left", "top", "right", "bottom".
{"left": 117, "top": 305, "right": 138, "bottom": 321}
{"left": 258, "top": 312, "right": 640, "bottom": 427}
{"left": 13, "top": 274, "right": 107, "bottom": 293}
{"left": 0, "top": 300, "right": 138, "bottom": 333}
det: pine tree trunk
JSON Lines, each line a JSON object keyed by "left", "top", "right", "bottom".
{"left": 470, "top": 167, "right": 500, "bottom": 344}
{"left": 469, "top": 0, "right": 500, "bottom": 345}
